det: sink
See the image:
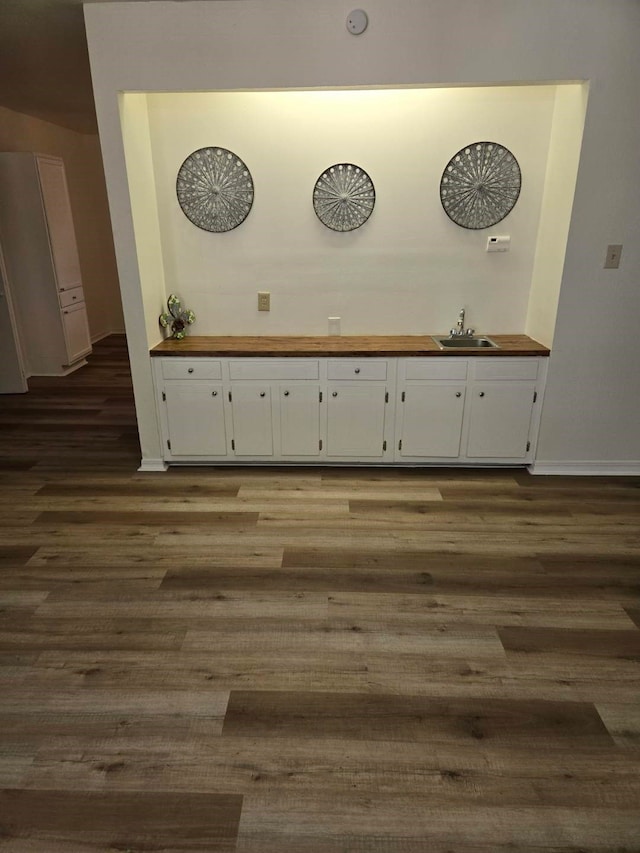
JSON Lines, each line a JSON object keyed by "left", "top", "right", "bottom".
{"left": 432, "top": 336, "right": 499, "bottom": 349}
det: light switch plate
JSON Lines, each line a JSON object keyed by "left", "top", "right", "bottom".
{"left": 604, "top": 244, "right": 622, "bottom": 269}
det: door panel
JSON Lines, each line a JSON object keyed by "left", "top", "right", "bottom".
{"left": 399, "top": 384, "right": 465, "bottom": 457}
{"left": 165, "top": 383, "right": 227, "bottom": 457}
{"left": 327, "top": 384, "right": 387, "bottom": 457}
{"left": 280, "top": 385, "right": 321, "bottom": 456}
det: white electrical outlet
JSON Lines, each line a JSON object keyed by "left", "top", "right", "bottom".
{"left": 258, "top": 291, "right": 270, "bottom": 311}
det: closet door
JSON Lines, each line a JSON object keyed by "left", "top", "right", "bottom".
{"left": 36, "top": 156, "right": 82, "bottom": 292}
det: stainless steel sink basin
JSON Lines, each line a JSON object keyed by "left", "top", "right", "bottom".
{"left": 432, "top": 336, "right": 499, "bottom": 349}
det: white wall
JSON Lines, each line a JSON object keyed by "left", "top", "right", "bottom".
{"left": 145, "top": 87, "right": 555, "bottom": 336}
{"left": 0, "top": 104, "right": 124, "bottom": 340}
{"left": 85, "top": 0, "right": 640, "bottom": 470}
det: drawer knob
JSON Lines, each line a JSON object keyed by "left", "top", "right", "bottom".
{"left": 479, "top": 391, "right": 485, "bottom": 397}
{"left": 284, "top": 390, "right": 290, "bottom": 396}
{"left": 332, "top": 391, "right": 338, "bottom": 397}
{"left": 455, "top": 391, "right": 461, "bottom": 398}
{"left": 260, "top": 391, "right": 266, "bottom": 397}
{"left": 188, "top": 368, "right": 194, "bottom": 374}
{"left": 211, "top": 391, "right": 217, "bottom": 397}
{"left": 354, "top": 367, "right": 360, "bottom": 374}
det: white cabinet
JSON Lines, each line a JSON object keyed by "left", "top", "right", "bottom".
{"left": 327, "top": 384, "right": 388, "bottom": 458}
{"left": 0, "top": 153, "right": 91, "bottom": 376}
{"left": 62, "top": 303, "right": 92, "bottom": 364}
{"left": 399, "top": 385, "right": 466, "bottom": 457}
{"left": 396, "top": 357, "right": 544, "bottom": 464}
{"left": 152, "top": 355, "right": 546, "bottom": 467}
{"left": 279, "top": 385, "right": 322, "bottom": 457}
{"left": 325, "top": 359, "right": 392, "bottom": 459}
{"left": 465, "top": 359, "right": 540, "bottom": 459}
{"left": 396, "top": 359, "right": 467, "bottom": 459}
{"left": 164, "top": 383, "right": 227, "bottom": 458}
{"left": 229, "top": 385, "right": 274, "bottom": 457}
{"left": 466, "top": 384, "right": 536, "bottom": 458}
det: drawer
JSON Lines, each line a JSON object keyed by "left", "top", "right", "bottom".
{"left": 327, "top": 359, "right": 387, "bottom": 380}
{"left": 161, "top": 359, "right": 222, "bottom": 380}
{"left": 405, "top": 359, "right": 468, "bottom": 381}
{"left": 59, "top": 287, "right": 85, "bottom": 308}
{"left": 229, "top": 360, "right": 319, "bottom": 380}
{"left": 472, "top": 359, "right": 539, "bottom": 381}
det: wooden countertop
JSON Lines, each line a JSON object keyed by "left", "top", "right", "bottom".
{"left": 150, "top": 335, "right": 549, "bottom": 358}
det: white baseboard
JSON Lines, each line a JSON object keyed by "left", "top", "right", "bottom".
{"left": 530, "top": 460, "right": 640, "bottom": 476}
{"left": 91, "top": 329, "right": 127, "bottom": 343}
{"left": 138, "top": 458, "right": 168, "bottom": 472}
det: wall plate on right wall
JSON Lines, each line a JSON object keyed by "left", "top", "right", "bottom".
{"left": 440, "top": 141, "right": 521, "bottom": 230}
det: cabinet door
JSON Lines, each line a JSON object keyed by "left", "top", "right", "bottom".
{"left": 36, "top": 156, "right": 83, "bottom": 291}
{"left": 326, "top": 384, "right": 387, "bottom": 457}
{"left": 61, "top": 303, "right": 91, "bottom": 364}
{"left": 230, "top": 385, "right": 274, "bottom": 456}
{"left": 399, "top": 384, "right": 465, "bottom": 457}
{"left": 279, "top": 385, "right": 321, "bottom": 457}
{"left": 466, "top": 383, "right": 535, "bottom": 458}
{"left": 164, "top": 383, "right": 227, "bottom": 457}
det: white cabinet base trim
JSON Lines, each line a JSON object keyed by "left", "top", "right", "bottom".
{"left": 530, "top": 460, "right": 640, "bottom": 476}
{"left": 138, "top": 458, "right": 169, "bottom": 472}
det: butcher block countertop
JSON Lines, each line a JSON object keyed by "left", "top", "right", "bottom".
{"left": 151, "top": 335, "right": 550, "bottom": 358}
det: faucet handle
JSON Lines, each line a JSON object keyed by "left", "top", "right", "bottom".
{"left": 466, "top": 328, "right": 475, "bottom": 336}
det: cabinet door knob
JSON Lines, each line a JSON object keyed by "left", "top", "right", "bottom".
{"left": 283, "top": 390, "right": 289, "bottom": 396}
{"left": 332, "top": 391, "right": 338, "bottom": 397}
{"left": 211, "top": 391, "right": 217, "bottom": 397}
{"left": 188, "top": 368, "right": 194, "bottom": 374}
{"left": 260, "top": 391, "right": 266, "bottom": 397}
{"left": 479, "top": 391, "right": 485, "bottom": 397}
{"left": 354, "top": 367, "right": 360, "bottom": 374}
{"left": 455, "top": 391, "right": 462, "bottom": 398}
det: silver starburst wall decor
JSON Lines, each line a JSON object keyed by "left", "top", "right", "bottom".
{"left": 176, "top": 147, "right": 254, "bottom": 232}
{"left": 440, "top": 142, "right": 521, "bottom": 230}
{"left": 313, "top": 163, "right": 375, "bottom": 232}
{"left": 159, "top": 294, "right": 195, "bottom": 340}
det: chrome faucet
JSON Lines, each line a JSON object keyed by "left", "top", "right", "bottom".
{"left": 450, "top": 308, "right": 475, "bottom": 337}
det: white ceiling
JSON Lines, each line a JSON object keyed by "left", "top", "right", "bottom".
{"left": 0, "top": 0, "right": 172, "bottom": 135}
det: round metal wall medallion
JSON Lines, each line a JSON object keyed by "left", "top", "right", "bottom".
{"left": 440, "top": 142, "right": 521, "bottom": 230}
{"left": 313, "top": 163, "right": 375, "bottom": 232}
{"left": 176, "top": 147, "right": 254, "bottom": 232}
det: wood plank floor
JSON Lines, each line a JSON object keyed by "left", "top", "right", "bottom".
{"left": 0, "top": 334, "right": 639, "bottom": 852}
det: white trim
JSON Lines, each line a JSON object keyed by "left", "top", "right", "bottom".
{"left": 91, "top": 329, "right": 127, "bottom": 344}
{"left": 530, "top": 460, "right": 640, "bottom": 476}
{"left": 138, "top": 457, "right": 168, "bottom": 472}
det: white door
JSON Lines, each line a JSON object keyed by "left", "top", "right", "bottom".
{"left": 164, "top": 383, "right": 227, "bottom": 457}
{"left": 326, "top": 384, "right": 387, "bottom": 457}
{"left": 0, "top": 245, "right": 27, "bottom": 393}
{"left": 230, "top": 385, "right": 274, "bottom": 456}
{"left": 36, "top": 156, "right": 83, "bottom": 292}
{"left": 399, "top": 384, "right": 465, "bottom": 457}
{"left": 279, "top": 385, "right": 321, "bottom": 456}
{"left": 62, "top": 303, "right": 92, "bottom": 364}
{"left": 466, "top": 383, "right": 535, "bottom": 458}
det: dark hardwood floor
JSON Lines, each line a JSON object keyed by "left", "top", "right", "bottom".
{"left": 1, "top": 335, "right": 639, "bottom": 852}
